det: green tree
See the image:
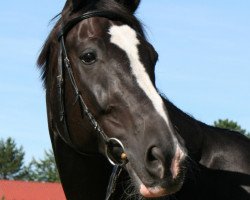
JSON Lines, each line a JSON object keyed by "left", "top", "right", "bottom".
{"left": 25, "top": 150, "right": 60, "bottom": 182}
{"left": 0, "top": 137, "right": 25, "bottom": 180}
{"left": 214, "top": 119, "right": 250, "bottom": 137}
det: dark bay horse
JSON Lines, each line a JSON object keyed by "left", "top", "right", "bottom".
{"left": 38, "top": 0, "right": 250, "bottom": 199}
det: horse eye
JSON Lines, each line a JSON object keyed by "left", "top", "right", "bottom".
{"left": 80, "top": 51, "right": 97, "bottom": 65}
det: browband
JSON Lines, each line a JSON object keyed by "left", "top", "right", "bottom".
{"left": 58, "top": 10, "right": 134, "bottom": 40}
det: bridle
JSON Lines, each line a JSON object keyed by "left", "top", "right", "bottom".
{"left": 56, "top": 10, "right": 133, "bottom": 200}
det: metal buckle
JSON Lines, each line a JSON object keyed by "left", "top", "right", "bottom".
{"left": 105, "top": 138, "right": 128, "bottom": 166}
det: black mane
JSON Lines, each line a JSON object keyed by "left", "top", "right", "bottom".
{"left": 37, "top": 0, "right": 146, "bottom": 89}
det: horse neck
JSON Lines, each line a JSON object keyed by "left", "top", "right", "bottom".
{"left": 163, "top": 98, "right": 206, "bottom": 161}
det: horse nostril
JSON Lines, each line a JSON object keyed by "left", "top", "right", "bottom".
{"left": 148, "top": 147, "right": 160, "bottom": 162}
{"left": 146, "top": 146, "right": 165, "bottom": 179}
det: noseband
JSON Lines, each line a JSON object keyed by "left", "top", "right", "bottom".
{"left": 56, "top": 10, "right": 132, "bottom": 200}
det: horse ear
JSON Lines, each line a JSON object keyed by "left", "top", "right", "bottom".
{"left": 115, "top": 0, "right": 141, "bottom": 13}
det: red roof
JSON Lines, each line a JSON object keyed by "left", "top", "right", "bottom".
{"left": 0, "top": 180, "right": 66, "bottom": 200}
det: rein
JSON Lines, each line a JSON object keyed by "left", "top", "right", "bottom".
{"left": 56, "top": 10, "right": 130, "bottom": 200}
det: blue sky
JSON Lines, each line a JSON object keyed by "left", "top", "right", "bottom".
{"left": 0, "top": 0, "right": 249, "bottom": 163}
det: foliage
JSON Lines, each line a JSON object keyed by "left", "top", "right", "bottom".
{"left": 24, "top": 150, "right": 60, "bottom": 182}
{"left": 0, "top": 137, "right": 25, "bottom": 180}
{"left": 214, "top": 119, "right": 250, "bottom": 137}
{"left": 0, "top": 137, "right": 60, "bottom": 182}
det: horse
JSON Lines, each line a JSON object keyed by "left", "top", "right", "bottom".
{"left": 37, "top": 0, "right": 250, "bottom": 199}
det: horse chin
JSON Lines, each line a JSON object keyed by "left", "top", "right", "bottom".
{"left": 139, "top": 184, "right": 170, "bottom": 198}
{"left": 139, "top": 179, "right": 184, "bottom": 198}
{"left": 129, "top": 168, "right": 185, "bottom": 199}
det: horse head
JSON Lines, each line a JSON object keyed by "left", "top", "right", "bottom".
{"left": 38, "top": 0, "right": 187, "bottom": 198}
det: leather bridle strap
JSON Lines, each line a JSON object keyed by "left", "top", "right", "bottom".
{"left": 57, "top": 35, "right": 104, "bottom": 156}
{"left": 56, "top": 10, "right": 134, "bottom": 153}
{"left": 56, "top": 10, "right": 130, "bottom": 199}
{"left": 57, "top": 10, "right": 133, "bottom": 39}
{"left": 59, "top": 35, "right": 110, "bottom": 144}
{"left": 105, "top": 165, "right": 123, "bottom": 200}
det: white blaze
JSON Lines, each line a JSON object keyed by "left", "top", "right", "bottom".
{"left": 109, "top": 25, "right": 169, "bottom": 125}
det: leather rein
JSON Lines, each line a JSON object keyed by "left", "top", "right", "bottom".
{"left": 56, "top": 10, "right": 132, "bottom": 200}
